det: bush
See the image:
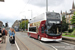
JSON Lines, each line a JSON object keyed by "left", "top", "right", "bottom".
{"left": 68, "top": 29, "right": 73, "bottom": 33}
{"left": 72, "top": 30, "right": 75, "bottom": 35}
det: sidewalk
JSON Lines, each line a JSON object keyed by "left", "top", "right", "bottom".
{"left": 62, "top": 36, "right": 75, "bottom": 40}
{"left": 0, "top": 36, "right": 7, "bottom": 50}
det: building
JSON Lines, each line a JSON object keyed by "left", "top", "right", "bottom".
{"left": 65, "top": 1, "right": 75, "bottom": 29}
{"left": 12, "top": 20, "right": 21, "bottom": 31}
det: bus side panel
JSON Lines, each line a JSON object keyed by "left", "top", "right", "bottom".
{"left": 28, "top": 32, "right": 38, "bottom": 39}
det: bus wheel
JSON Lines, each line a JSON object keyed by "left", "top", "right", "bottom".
{"left": 38, "top": 36, "right": 40, "bottom": 40}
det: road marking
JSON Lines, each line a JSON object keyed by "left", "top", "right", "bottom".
{"left": 61, "top": 42, "right": 75, "bottom": 46}
{"left": 15, "top": 41, "right": 20, "bottom": 50}
{"left": 61, "top": 42, "right": 70, "bottom": 45}
{"left": 40, "top": 42, "right": 44, "bottom": 44}
{"left": 49, "top": 45, "right": 58, "bottom": 50}
{"left": 39, "top": 42, "right": 58, "bottom": 50}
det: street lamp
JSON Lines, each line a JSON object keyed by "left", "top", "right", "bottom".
{"left": 21, "top": 18, "right": 22, "bottom": 31}
{"left": 25, "top": 16, "right": 26, "bottom": 31}
{"left": 28, "top": 10, "right": 32, "bottom": 19}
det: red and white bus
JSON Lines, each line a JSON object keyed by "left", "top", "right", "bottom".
{"left": 28, "top": 12, "right": 62, "bottom": 41}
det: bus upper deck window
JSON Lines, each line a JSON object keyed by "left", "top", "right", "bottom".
{"left": 41, "top": 26, "right": 44, "bottom": 33}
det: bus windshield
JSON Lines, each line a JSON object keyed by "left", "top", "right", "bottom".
{"left": 46, "top": 12, "right": 62, "bottom": 36}
{"left": 46, "top": 24, "right": 62, "bottom": 36}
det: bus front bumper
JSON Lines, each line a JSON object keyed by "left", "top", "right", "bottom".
{"left": 41, "top": 37, "right": 62, "bottom": 41}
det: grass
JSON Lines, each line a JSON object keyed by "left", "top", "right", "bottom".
{"left": 62, "top": 33, "right": 75, "bottom": 37}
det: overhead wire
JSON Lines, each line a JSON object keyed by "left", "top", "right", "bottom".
{"left": 19, "top": 0, "right": 31, "bottom": 15}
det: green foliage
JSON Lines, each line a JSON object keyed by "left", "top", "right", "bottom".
{"left": 62, "top": 33, "right": 75, "bottom": 37}
{"left": 72, "top": 30, "right": 75, "bottom": 35}
{"left": 70, "top": 13, "right": 75, "bottom": 25}
{"left": 68, "top": 29, "right": 73, "bottom": 33}
{"left": 19, "top": 20, "right": 28, "bottom": 30}
{"left": 62, "top": 16, "right": 68, "bottom": 32}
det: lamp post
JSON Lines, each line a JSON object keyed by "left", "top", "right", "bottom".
{"left": 21, "top": 19, "right": 22, "bottom": 31}
{"left": 20, "top": 11, "right": 26, "bottom": 31}
{"left": 25, "top": 16, "right": 26, "bottom": 31}
{"left": 28, "top": 10, "right": 32, "bottom": 19}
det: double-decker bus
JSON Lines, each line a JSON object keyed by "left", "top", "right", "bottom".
{"left": 28, "top": 12, "right": 62, "bottom": 41}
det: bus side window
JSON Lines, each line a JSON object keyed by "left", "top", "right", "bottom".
{"left": 41, "top": 26, "right": 44, "bottom": 33}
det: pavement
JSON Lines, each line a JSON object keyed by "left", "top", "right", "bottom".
{"left": 0, "top": 35, "right": 17, "bottom": 50}
{"left": 62, "top": 36, "right": 75, "bottom": 40}
{"left": 0, "top": 36, "right": 7, "bottom": 50}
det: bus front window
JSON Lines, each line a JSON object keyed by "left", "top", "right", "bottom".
{"left": 47, "top": 24, "right": 62, "bottom": 36}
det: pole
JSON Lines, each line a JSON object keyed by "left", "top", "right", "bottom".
{"left": 25, "top": 16, "right": 26, "bottom": 31}
{"left": 46, "top": 0, "right": 48, "bottom": 34}
{"left": 21, "top": 20, "right": 22, "bottom": 30}
{"left": 31, "top": 10, "right": 32, "bottom": 19}
{"left": 46, "top": 0, "right": 48, "bottom": 12}
{"left": 28, "top": 10, "right": 32, "bottom": 19}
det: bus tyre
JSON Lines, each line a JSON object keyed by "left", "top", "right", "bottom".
{"left": 38, "top": 36, "right": 40, "bottom": 40}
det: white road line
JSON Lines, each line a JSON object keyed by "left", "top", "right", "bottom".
{"left": 15, "top": 41, "right": 20, "bottom": 50}
{"left": 61, "top": 42, "right": 70, "bottom": 45}
{"left": 40, "top": 42, "right": 44, "bottom": 44}
{"left": 61, "top": 42, "right": 75, "bottom": 46}
{"left": 49, "top": 45, "right": 58, "bottom": 50}
{"left": 39, "top": 42, "right": 58, "bottom": 50}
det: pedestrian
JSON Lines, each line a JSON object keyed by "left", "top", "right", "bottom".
{"left": 0, "top": 28, "right": 2, "bottom": 37}
{"left": 1, "top": 28, "right": 7, "bottom": 44}
{"left": 9, "top": 28, "right": 15, "bottom": 44}
{"left": 0, "top": 28, "right": 2, "bottom": 42}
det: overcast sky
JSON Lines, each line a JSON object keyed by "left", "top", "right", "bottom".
{"left": 0, "top": 0, "right": 74, "bottom": 27}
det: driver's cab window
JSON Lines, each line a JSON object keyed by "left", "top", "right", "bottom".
{"left": 41, "top": 26, "right": 44, "bottom": 33}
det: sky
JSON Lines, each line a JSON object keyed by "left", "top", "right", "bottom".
{"left": 0, "top": 0, "right": 74, "bottom": 27}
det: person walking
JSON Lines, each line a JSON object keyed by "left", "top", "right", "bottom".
{"left": 9, "top": 28, "right": 15, "bottom": 44}
{"left": 0, "top": 28, "right": 2, "bottom": 42}
{"left": 0, "top": 28, "right": 2, "bottom": 37}
{"left": 1, "top": 28, "right": 7, "bottom": 44}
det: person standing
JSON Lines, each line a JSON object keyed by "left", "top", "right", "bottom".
{"left": 9, "top": 28, "right": 15, "bottom": 44}
{"left": 1, "top": 28, "right": 7, "bottom": 43}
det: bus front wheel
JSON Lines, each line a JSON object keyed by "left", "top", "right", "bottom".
{"left": 38, "top": 36, "right": 40, "bottom": 40}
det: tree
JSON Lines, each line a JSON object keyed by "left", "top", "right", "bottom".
{"left": 70, "top": 12, "right": 75, "bottom": 28}
{"left": 19, "top": 20, "right": 28, "bottom": 30}
{"left": 62, "top": 16, "right": 68, "bottom": 32}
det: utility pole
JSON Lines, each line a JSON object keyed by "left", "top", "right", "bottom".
{"left": 46, "top": 0, "right": 48, "bottom": 12}
{"left": 46, "top": 0, "right": 48, "bottom": 34}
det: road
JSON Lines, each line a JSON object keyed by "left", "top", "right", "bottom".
{"left": 0, "top": 32, "right": 75, "bottom": 50}
{"left": 15, "top": 32, "right": 75, "bottom": 50}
